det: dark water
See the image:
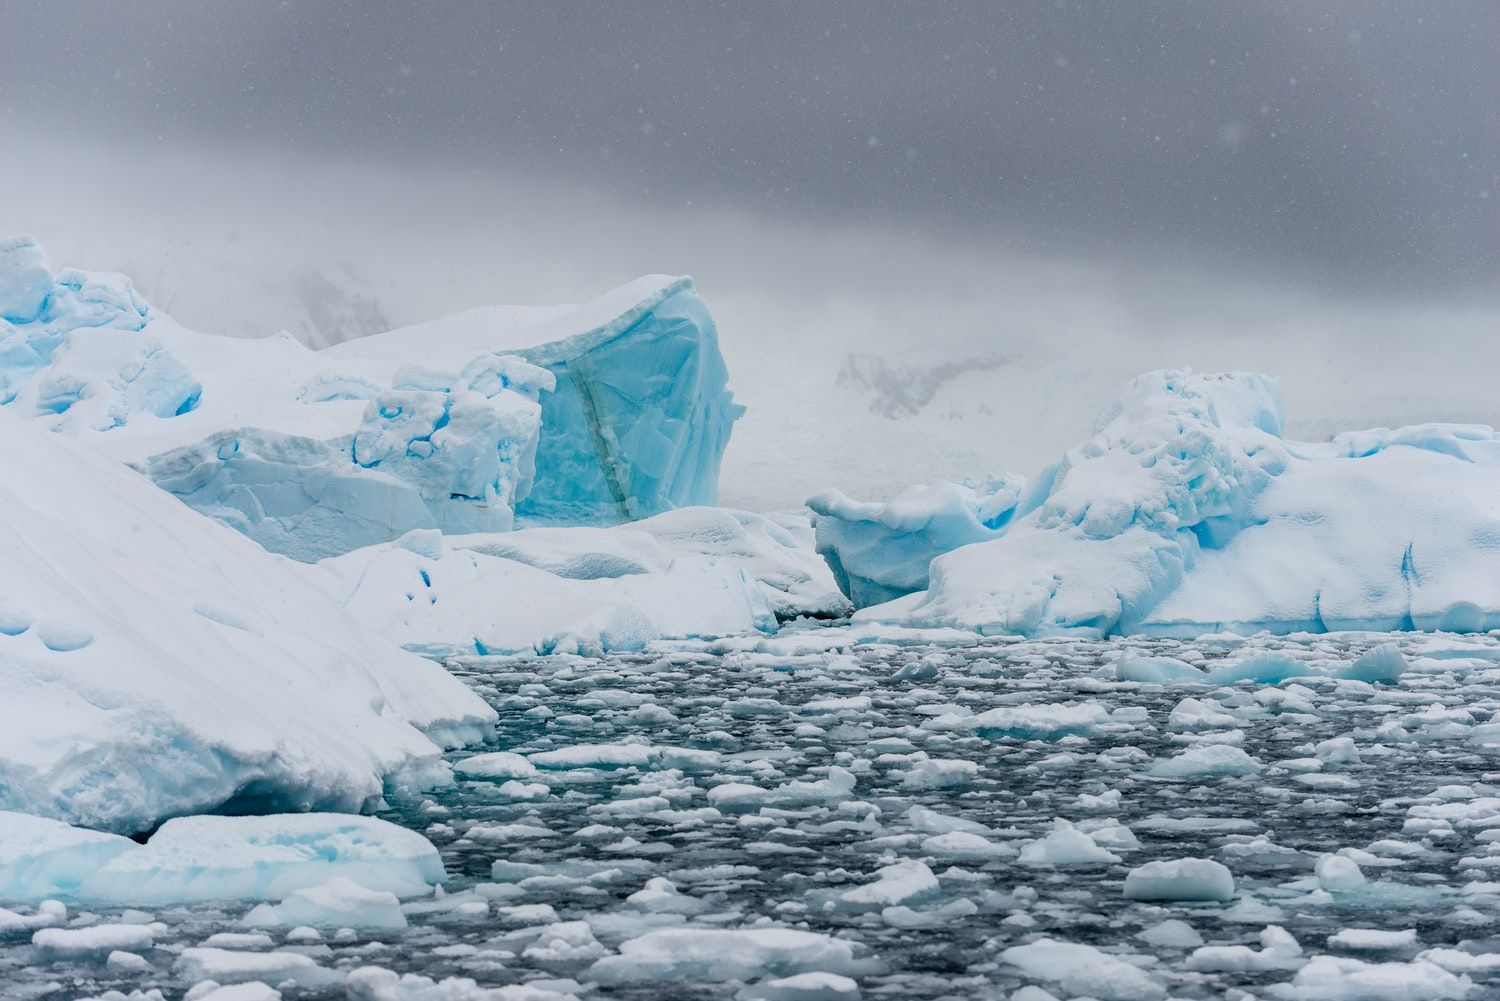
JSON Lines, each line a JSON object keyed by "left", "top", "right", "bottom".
{"left": 7, "top": 630, "right": 1500, "bottom": 1000}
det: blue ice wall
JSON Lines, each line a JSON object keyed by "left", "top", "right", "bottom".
{"left": 515, "top": 284, "right": 744, "bottom": 523}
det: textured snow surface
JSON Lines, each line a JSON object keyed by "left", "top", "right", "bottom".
{"left": 0, "top": 410, "right": 494, "bottom": 834}
{"left": 852, "top": 370, "right": 1500, "bottom": 637}
{"left": 1, "top": 240, "right": 741, "bottom": 559}
{"left": 11, "top": 629, "right": 1500, "bottom": 999}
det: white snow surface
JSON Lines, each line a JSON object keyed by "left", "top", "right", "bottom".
{"left": 0, "top": 409, "right": 494, "bottom": 834}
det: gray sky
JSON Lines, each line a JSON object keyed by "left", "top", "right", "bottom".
{"left": 4, "top": 0, "right": 1496, "bottom": 299}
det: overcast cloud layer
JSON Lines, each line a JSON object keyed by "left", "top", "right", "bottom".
{"left": 4, "top": 0, "right": 1496, "bottom": 297}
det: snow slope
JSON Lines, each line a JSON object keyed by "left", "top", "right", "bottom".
{"left": 858, "top": 370, "right": 1500, "bottom": 638}
{"left": 0, "top": 408, "right": 495, "bottom": 835}
{"left": 1, "top": 238, "right": 741, "bottom": 559}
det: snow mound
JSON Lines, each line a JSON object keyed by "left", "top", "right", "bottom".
{"left": 0, "top": 410, "right": 493, "bottom": 834}
{"left": 855, "top": 369, "right": 1500, "bottom": 637}
{"left": 2, "top": 240, "right": 742, "bottom": 558}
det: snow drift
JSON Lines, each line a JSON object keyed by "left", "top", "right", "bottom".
{"left": 852, "top": 370, "right": 1500, "bottom": 637}
{"left": 0, "top": 408, "right": 495, "bottom": 835}
{"left": 0, "top": 237, "right": 741, "bottom": 560}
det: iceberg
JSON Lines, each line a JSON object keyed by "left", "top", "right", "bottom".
{"left": 1, "top": 239, "right": 741, "bottom": 559}
{"left": 807, "top": 475, "right": 1023, "bottom": 607}
{"left": 853, "top": 370, "right": 1500, "bottom": 638}
{"left": 0, "top": 409, "right": 494, "bottom": 835}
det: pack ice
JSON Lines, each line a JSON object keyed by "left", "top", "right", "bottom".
{"left": 0, "top": 408, "right": 494, "bottom": 835}
{"left": 844, "top": 369, "right": 1500, "bottom": 637}
{"left": 0, "top": 236, "right": 742, "bottom": 560}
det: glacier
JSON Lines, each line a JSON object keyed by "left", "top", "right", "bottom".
{"left": 849, "top": 370, "right": 1500, "bottom": 638}
{"left": 0, "top": 238, "right": 742, "bottom": 560}
{"left": 0, "top": 408, "right": 495, "bottom": 835}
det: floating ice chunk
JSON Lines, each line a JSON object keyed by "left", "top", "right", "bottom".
{"left": 77, "top": 814, "right": 444, "bottom": 904}
{"left": 1019, "top": 819, "right": 1121, "bottom": 866}
{"left": 1136, "top": 919, "right": 1203, "bottom": 949}
{"left": 1316, "top": 854, "right": 1369, "bottom": 893}
{"left": 242, "top": 877, "right": 406, "bottom": 930}
{"left": 900, "top": 758, "right": 979, "bottom": 790}
{"left": 838, "top": 860, "right": 939, "bottom": 909}
{"left": 1168, "top": 697, "right": 1237, "bottom": 731}
{"left": 1338, "top": 645, "right": 1409, "bottom": 684}
{"left": 32, "top": 923, "right": 155, "bottom": 957}
{"left": 1416, "top": 948, "right": 1500, "bottom": 972}
{"left": 920, "top": 831, "right": 1017, "bottom": 862}
{"left": 905, "top": 805, "right": 993, "bottom": 836}
{"left": 708, "top": 767, "right": 857, "bottom": 812}
{"left": 345, "top": 965, "right": 578, "bottom": 1000}
{"left": 1148, "top": 744, "right": 1262, "bottom": 779}
{"left": 1328, "top": 928, "right": 1419, "bottom": 951}
{"left": 1124, "top": 857, "right": 1235, "bottom": 902}
{"left": 185, "top": 985, "right": 283, "bottom": 1001}
{"left": 625, "top": 877, "right": 706, "bottom": 914}
{"left": 1185, "top": 924, "right": 1301, "bottom": 972}
{"left": 588, "top": 927, "right": 883, "bottom": 983}
{"left": 453, "top": 752, "right": 540, "bottom": 780}
{"left": 879, "top": 897, "right": 978, "bottom": 929}
{"left": 523, "top": 921, "right": 606, "bottom": 966}
{"left": 999, "top": 938, "right": 1165, "bottom": 1001}
{"left": 174, "top": 947, "right": 339, "bottom": 988}
{"left": 736, "top": 971, "right": 862, "bottom": 1001}
{"left": 0, "top": 899, "right": 66, "bottom": 938}
{"left": 1202, "top": 653, "right": 1315, "bottom": 686}
{"left": 929, "top": 701, "right": 1113, "bottom": 740}
{"left": 1275, "top": 956, "right": 1471, "bottom": 1001}
{"left": 0, "top": 812, "right": 135, "bottom": 900}
{"left": 1115, "top": 652, "right": 1205, "bottom": 683}
{"left": 1315, "top": 736, "right": 1362, "bottom": 766}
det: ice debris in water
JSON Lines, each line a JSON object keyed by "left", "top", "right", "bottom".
{"left": 11, "top": 629, "right": 1500, "bottom": 999}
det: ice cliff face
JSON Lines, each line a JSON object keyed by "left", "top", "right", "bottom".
{"left": 844, "top": 370, "right": 1500, "bottom": 638}
{"left": 0, "top": 239, "right": 741, "bottom": 559}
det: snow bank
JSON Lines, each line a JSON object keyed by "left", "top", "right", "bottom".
{"left": 853, "top": 369, "right": 1500, "bottom": 638}
{"left": 0, "top": 410, "right": 493, "bottom": 834}
{"left": 2, "top": 240, "right": 741, "bottom": 559}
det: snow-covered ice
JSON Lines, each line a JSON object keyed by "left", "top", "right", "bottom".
{"left": 851, "top": 370, "right": 1500, "bottom": 639}
{"left": 0, "top": 410, "right": 493, "bottom": 834}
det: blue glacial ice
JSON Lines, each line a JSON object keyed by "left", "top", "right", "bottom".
{"left": 808, "top": 475, "right": 1024, "bottom": 607}
{"left": 849, "top": 369, "right": 1500, "bottom": 638}
{"left": 1, "top": 240, "right": 742, "bottom": 559}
